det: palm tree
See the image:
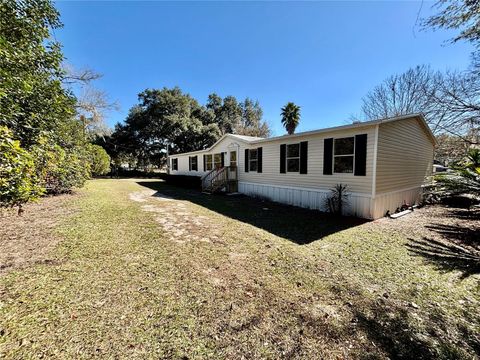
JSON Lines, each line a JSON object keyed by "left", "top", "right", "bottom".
{"left": 281, "top": 102, "right": 301, "bottom": 135}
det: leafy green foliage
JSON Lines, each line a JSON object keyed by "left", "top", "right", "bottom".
{"left": 0, "top": 0, "right": 94, "bottom": 208}
{"left": 324, "top": 184, "right": 350, "bottom": 215}
{"left": 31, "top": 139, "right": 91, "bottom": 195}
{"left": 281, "top": 102, "right": 301, "bottom": 135}
{"left": 105, "top": 87, "right": 271, "bottom": 169}
{"left": 433, "top": 149, "right": 480, "bottom": 198}
{"left": 88, "top": 144, "right": 111, "bottom": 176}
{"left": 0, "top": 0, "right": 76, "bottom": 148}
{"left": 0, "top": 127, "right": 44, "bottom": 208}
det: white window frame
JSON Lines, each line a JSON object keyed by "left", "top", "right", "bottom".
{"left": 172, "top": 158, "right": 178, "bottom": 171}
{"left": 286, "top": 143, "right": 301, "bottom": 173}
{"left": 333, "top": 136, "right": 355, "bottom": 174}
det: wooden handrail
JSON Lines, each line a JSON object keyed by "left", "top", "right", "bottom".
{"left": 201, "top": 166, "right": 237, "bottom": 192}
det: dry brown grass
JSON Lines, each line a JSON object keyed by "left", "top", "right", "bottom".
{"left": 0, "top": 193, "right": 79, "bottom": 275}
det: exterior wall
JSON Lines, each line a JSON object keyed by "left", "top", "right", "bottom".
{"left": 170, "top": 125, "right": 376, "bottom": 195}
{"left": 239, "top": 126, "right": 376, "bottom": 195}
{"left": 169, "top": 136, "right": 243, "bottom": 176}
{"left": 373, "top": 117, "right": 434, "bottom": 217}
{"left": 168, "top": 116, "right": 434, "bottom": 219}
{"left": 239, "top": 182, "right": 372, "bottom": 218}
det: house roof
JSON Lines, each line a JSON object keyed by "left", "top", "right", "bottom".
{"left": 169, "top": 113, "right": 436, "bottom": 157}
{"left": 249, "top": 113, "right": 436, "bottom": 146}
{"left": 168, "top": 133, "right": 264, "bottom": 157}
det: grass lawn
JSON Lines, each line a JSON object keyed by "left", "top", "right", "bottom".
{"left": 0, "top": 179, "right": 479, "bottom": 359}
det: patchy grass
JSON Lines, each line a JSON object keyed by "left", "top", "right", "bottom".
{"left": 0, "top": 179, "right": 479, "bottom": 359}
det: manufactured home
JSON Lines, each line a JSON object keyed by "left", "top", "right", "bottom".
{"left": 167, "top": 114, "right": 435, "bottom": 219}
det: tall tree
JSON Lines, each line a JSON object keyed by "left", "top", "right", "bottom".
{"left": 237, "top": 98, "right": 271, "bottom": 137}
{"left": 0, "top": 0, "right": 76, "bottom": 148}
{"left": 108, "top": 87, "right": 222, "bottom": 168}
{"left": 281, "top": 102, "right": 301, "bottom": 135}
{"left": 359, "top": 65, "right": 434, "bottom": 122}
{"left": 423, "top": 0, "right": 480, "bottom": 48}
{"left": 0, "top": 0, "right": 98, "bottom": 208}
{"left": 358, "top": 65, "right": 479, "bottom": 142}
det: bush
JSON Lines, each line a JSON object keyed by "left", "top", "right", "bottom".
{"left": 324, "top": 184, "right": 350, "bottom": 215}
{"left": 32, "top": 142, "right": 91, "bottom": 195}
{"left": 88, "top": 144, "right": 111, "bottom": 176}
{"left": 0, "top": 126, "right": 44, "bottom": 209}
{"left": 110, "top": 168, "right": 166, "bottom": 179}
{"left": 165, "top": 174, "right": 201, "bottom": 190}
{"left": 432, "top": 149, "right": 480, "bottom": 200}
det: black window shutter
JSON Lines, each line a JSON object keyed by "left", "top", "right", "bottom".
{"left": 203, "top": 155, "right": 206, "bottom": 171}
{"left": 244, "top": 149, "right": 249, "bottom": 172}
{"left": 221, "top": 152, "right": 225, "bottom": 167}
{"left": 354, "top": 134, "right": 367, "bottom": 176}
{"left": 194, "top": 155, "right": 198, "bottom": 171}
{"left": 300, "top": 141, "right": 308, "bottom": 174}
{"left": 257, "top": 147, "right": 263, "bottom": 173}
{"left": 323, "top": 138, "right": 333, "bottom": 175}
{"left": 188, "top": 157, "right": 191, "bottom": 171}
{"left": 280, "top": 144, "right": 286, "bottom": 173}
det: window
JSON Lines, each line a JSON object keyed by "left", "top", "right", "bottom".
{"left": 205, "top": 154, "right": 213, "bottom": 171}
{"left": 249, "top": 149, "right": 258, "bottom": 172}
{"left": 171, "top": 158, "right": 178, "bottom": 171}
{"left": 286, "top": 143, "right": 300, "bottom": 172}
{"left": 214, "top": 153, "right": 222, "bottom": 168}
{"left": 230, "top": 151, "right": 237, "bottom": 167}
{"left": 189, "top": 156, "right": 198, "bottom": 171}
{"left": 334, "top": 137, "right": 354, "bottom": 173}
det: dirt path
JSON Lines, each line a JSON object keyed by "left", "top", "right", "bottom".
{"left": 129, "top": 190, "right": 225, "bottom": 244}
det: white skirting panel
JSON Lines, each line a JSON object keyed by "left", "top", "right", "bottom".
{"left": 371, "top": 187, "right": 422, "bottom": 219}
{"left": 238, "top": 182, "right": 373, "bottom": 219}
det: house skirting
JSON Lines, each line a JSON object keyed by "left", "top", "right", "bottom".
{"left": 238, "top": 182, "right": 423, "bottom": 220}
{"left": 371, "top": 186, "right": 423, "bottom": 219}
{"left": 238, "top": 182, "right": 373, "bottom": 219}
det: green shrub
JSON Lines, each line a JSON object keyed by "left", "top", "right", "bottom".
{"left": 0, "top": 126, "right": 44, "bottom": 209}
{"left": 432, "top": 149, "right": 480, "bottom": 200}
{"left": 88, "top": 144, "right": 111, "bottom": 176}
{"left": 32, "top": 141, "right": 91, "bottom": 195}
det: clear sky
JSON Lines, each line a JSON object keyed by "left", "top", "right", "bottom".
{"left": 55, "top": 1, "right": 473, "bottom": 136}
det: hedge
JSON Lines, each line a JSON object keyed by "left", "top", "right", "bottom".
{"left": 165, "top": 174, "right": 201, "bottom": 190}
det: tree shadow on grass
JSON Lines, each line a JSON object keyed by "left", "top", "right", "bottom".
{"left": 136, "top": 181, "right": 368, "bottom": 245}
{"left": 352, "top": 299, "right": 477, "bottom": 359}
{"left": 406, "top": 237, "right": 480, "bottom": 279}
{"left": 425, "top": 223, "right": 479, "bottom": 250}
{"left": 444, "top": 208, "right": 480, "bottom": 221}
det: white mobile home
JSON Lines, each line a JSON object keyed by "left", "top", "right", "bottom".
{"left": 168, "top": 114, "right": 435, "bottom": 219}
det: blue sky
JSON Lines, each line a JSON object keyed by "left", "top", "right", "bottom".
{"left": 56, "top": 1, "right": 473, "bottom": 136}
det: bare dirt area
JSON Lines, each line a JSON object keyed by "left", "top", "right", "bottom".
{"left": 0, "top": 193, "right": 78, "bottom": 275}
{"left": 372, "top": 204, "right": 480, "bottom": 278}
{"left": 129, "top": 189, "right": 225, "bottom": 244}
